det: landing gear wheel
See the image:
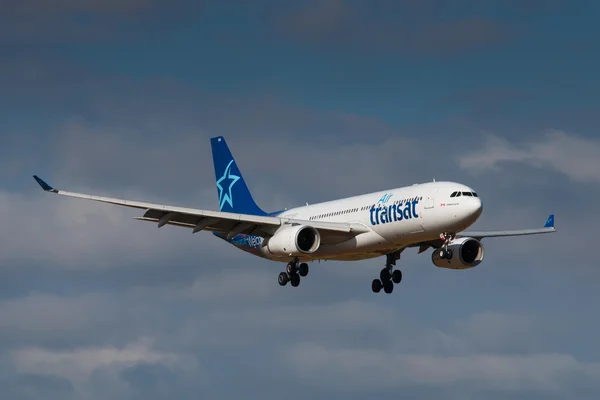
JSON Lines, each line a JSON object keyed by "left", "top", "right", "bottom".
{"left": 438, "top": 248, "right": 447, "bottom": 259}
{"left": 290, "top": 274, "right": 300, "bottom": 287}
{"left": 383, "top": 281, "right": 394, "bottom": 294}
{"left": 446, "top": 249, "right": 453, "bottom": 259}
{"left": 392, "top": 269, "right": 402, "bottom": 284}
{"left": 380, "top": 268, "right": 391, "bottom": 282}
{"left": 286, "top": 262, "right": 297, "bottom": 276}
{"left": 372, "top": 279, "right": 382, "bottom": 293}
{"left": 298, "top": 263, "right": 309, "bottom": 277}
{"left": 278, "top": 272, "right": 289, "bottom": 286}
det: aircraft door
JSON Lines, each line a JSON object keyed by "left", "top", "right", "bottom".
{"left": 424, "top": 188, "right": 439, "bottom": 209}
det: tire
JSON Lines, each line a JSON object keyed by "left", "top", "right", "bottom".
{"left": 286, "top": 262, "right": 297, "bottom": 275}
{"left": 383, "top": 281, "right": 394, "bottom": 294}
{"left": 278, "top": 272, "right": 288, "bottom": 286}
{"left": 392, "top": 269, "right": 402, "bottom": 284}
{"left": 298, "top": 263, "right": 309, "bottom": 277}
{"left": 439, "top": 248, "right": 447, "bottom": 259}
{"left": 372, "top": 279, "right": 382, "bottom": 293}
{"left": 290, "top": 274, "right": 300, "bottom": 287}
{"left": 446, "top": 249, "right": 453, "bottom": 259}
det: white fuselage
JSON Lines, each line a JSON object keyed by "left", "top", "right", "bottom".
{"left": 248, "top": 181, "right": 483, "bottom": 262}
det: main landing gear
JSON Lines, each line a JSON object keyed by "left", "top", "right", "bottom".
{"left": 372, "top": 251, "right": 403, "bottom": 294}
{"left": 278, "top": 257, "right": 309, "bottom": 287}
{"left": 437, "top": 232, "right": 455, "bottom": 259}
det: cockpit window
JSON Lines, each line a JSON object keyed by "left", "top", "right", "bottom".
{"left": 456, "top": 192, "right": 461, "bottom": 197}
{"left": 450, "top": 191, "right": 457, "bottom": 197}
{"left": 472, "top": 192, "right": 478, "bottom": 197}
{"left": 462, "top": 192, "right": 473, "bottom": 196}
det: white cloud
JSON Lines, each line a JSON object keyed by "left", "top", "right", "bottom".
{"left": 458, "top": 130, "right": 600, "bottom": 183}
{"left": 449, "top": 311, "right": 545, "bottom": 353}
{"left": 281, "top": 342, "right": 600, "bottom": 392}
{"left": 11, "top": 338, "right": 199, "bottom": 399}
{"left": 12, "top": 338, "right": 194, "bottom": 380}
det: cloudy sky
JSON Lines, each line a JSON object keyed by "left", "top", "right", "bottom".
{"left": 1, "top": 0, "right": 599, "bottom": 398}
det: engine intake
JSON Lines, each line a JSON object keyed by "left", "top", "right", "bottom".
{"left": 265, "top": 225, "right": 321, "bottom": 257}
{"left": 431, "top": 237, "right": 484, "bottom": 270}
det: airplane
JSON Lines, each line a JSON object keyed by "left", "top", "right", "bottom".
{"left": 33, "top": 136, "right": 556, "bottom": 294}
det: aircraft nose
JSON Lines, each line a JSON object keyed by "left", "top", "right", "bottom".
{"left": 470, "top": 197, "right": 483, "bottom": 218}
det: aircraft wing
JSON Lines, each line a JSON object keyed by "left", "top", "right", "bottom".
{"left": 458, "top": 214, "right": 556, "bottom": 239}
{"left": 33, "top": 176, "right": 370, "bottom": 241}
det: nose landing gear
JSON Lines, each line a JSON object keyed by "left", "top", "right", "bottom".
{"left": 438, "top": 232, "right": 456, "bottom": 259}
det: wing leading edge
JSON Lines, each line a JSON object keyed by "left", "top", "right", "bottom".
{"left": 459, "top": 214, "right": 556, "bottom": 239}
{"left": 32, "top": 175, "right": 369, "bottom": 240}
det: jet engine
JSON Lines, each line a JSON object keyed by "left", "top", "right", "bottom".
{"left": 265, "top": 225, "right": 321, "bottom": 257}
{"left": 431, "top": 237, "right": 484, "bottom": 270}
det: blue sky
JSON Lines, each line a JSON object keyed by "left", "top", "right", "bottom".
{"left": 1, "top": 1, "right": 600, "bottom": 399}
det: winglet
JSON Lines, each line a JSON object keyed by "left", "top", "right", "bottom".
{"left": 544, "top": 214, "right": 555, "bottom": 228}
{"left": 33, "top": 175, "right": 57, "bottom": 192}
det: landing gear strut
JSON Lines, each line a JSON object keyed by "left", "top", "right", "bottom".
{"left": 278, "top": 257, "right": 309, "bottom": 287}
{"left": 372, "top": 251, "right": 403, "bottom": 294}
{"left": 438, "top": 232, "right": 455, "bottom": 259}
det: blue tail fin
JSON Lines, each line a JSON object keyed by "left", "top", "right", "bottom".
{"left": 210, "top": 136, "right": 267, "bottom": 216}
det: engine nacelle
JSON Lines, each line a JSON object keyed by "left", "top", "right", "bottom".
{"left": 432, "top": 237, "right": 484, "bottom": 270}
{"left": 265, "top": 225, "right": 321, "bottom": 256}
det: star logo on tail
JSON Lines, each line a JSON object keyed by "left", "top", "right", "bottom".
{"left": 216, "top": 160, "right": 240, "bottom": 211}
